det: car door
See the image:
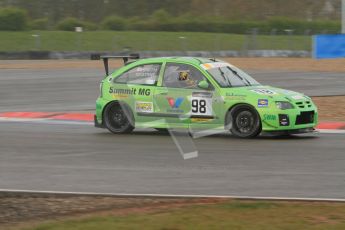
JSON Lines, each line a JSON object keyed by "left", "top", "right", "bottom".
{"left": 154, "top": 62, "right": 222, "bottom": 128}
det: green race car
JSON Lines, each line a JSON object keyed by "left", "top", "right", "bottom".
{"left": 93, "top": 55, "right": 318, "bottom": 138}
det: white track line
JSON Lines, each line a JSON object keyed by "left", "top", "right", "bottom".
{"left": 0, "top": 188, "right": 345, "bottom": 202}
{"left": 317, "top": 129, "right": 345, "bottom": 134}
{"left": 0, "top": 117, "right": 93, "bottom": 126}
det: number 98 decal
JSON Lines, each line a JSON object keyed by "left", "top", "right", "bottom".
{"left": 191, "top": 97, "right": 212, "bottom": 116}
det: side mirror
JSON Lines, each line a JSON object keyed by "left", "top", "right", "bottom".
{"left": 198, "top": 80, "right": 209, "bottom": 89}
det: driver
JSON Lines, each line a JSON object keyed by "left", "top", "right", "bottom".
{"left": 178, "top": 71, "right": 198, "bottom": 88}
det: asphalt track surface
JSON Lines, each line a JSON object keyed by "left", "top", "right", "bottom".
{"left": 0, "top": 67, "right": 345, "bottom": 199}
{"left": 0, "top": 68, "right": 344, "bottom": 112}
{"left": 1, "top": 122, "right": 345, "bottom": 199}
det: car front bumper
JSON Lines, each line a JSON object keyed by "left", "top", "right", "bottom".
{"left": 260, "top": 108, "right": 318, "bottom": 132}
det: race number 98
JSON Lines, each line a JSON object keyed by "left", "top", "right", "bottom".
{"left": 191, "top": 97, "right": 212, "bottom": 116}
{"left": 192, "top": 99, "right": 206, "bottom": 113}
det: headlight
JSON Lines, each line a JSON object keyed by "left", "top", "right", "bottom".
{"left": 275, "top": 101, "right": 294, "bottom": 110}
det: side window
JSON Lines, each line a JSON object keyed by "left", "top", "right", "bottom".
{"left": 163, "top": 63, "right": 209, "bottom": 89}
{"left": 114, "top": 64, "right": 161, "bottom": 85}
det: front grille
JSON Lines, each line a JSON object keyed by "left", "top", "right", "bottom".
{"left": 295, "top": 111, "right": 315, "bottom": 125}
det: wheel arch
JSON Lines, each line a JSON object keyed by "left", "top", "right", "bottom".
{"left": 102, "top": 100, "right": 135, "bottom": 126}
{"left": 224, "top": 103, "right": 262, "bottom": 127}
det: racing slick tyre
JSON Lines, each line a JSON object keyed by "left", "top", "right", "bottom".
{"left": 227, "top": 105, "right": 262, "bottom": 138}
{"left": 103, "top": 102, "right": 134, "bottom": 134}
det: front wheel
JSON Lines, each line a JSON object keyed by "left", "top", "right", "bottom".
{"left": 226, "top": 105, "right": 261, "bottom": 138}
{"left": 103, "top": 102, "right": 134, "bottom": 134}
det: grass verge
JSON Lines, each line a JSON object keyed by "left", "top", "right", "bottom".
{"left": 17, "top": 199, "right": 345, "bottom": 230}
{"left": 0, "top": 31, "right": 311, "bottom": 52}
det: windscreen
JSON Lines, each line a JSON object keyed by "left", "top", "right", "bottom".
{"left": 201, "top": 62, "right": 261, "bottom": 88}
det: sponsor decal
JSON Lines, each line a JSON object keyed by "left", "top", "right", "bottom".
{"left": 200, "top": 62, "right": 230, "bottom": 70}
{"left": 109, "top": 87, "right": 151, "bottom": 96}
{"left": 226, "top": 96, "right": 246, "bottom": 100}
{"left": 192, "top": 92, "right": 213, "bottom": 98}
{"left": 263, "top": 114, "right": 277, "bottom": 121}
{"left": 226, "top": 93, "right": 246, "bottom": 97}
{"left": 136, "top": 101, "right": 153, "bottom": 113}
{"left": 109, "top": 87, "right": 135, "bottom": 95}
{"left": 201, "top": 63, "right": 212, "bottom": 70}
{"left": 112, "top": 93, "right": 129, "bottom": 99}
{"left": 167, "top": 97, "right": 184, "bottom": 113}
{"left": 138, "top": 88, "right": 151, "bottom": 96}
{"left": 225, "top": 93, "right": 246, "bottom": 100}
{"left": 258, "top": 99, "right": 269, "bottom": 107}
{"left": 279, "top": 114, "right": 290, "bottom": 126}
{"left": 251, "top": 89, "right": 277, "bottom": 95}
{"left": 291, "top": 95, "right": 305, "bottom": 100}
{"left": 280, "top": 89, "right": 296, "bottom": 95}
{"left": 191, "top": 117, "right": 213, "bottom": 122}
{"left": 167, "top": 97, "right": 184, "bottom": 108}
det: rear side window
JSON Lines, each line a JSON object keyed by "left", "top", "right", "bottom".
{"left": 114, "top": 64, "right": 161, "bottom": 85}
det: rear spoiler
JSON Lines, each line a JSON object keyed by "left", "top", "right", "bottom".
{"left": 91, "top": 53, "right": 140, "bottom": 76}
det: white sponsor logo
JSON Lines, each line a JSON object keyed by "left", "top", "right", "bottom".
{"left": 251, "top": 89, "right": 277, "bottom": 95}
{"left": 291, "top": 95, "right": 305, "bottom": 100}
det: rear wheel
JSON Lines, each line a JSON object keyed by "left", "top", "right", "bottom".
{"left": 226, "top": 105, "right": 261, "bottom": 138}
{"left": 103, "top": 102, "right": 134, "bottom": 134}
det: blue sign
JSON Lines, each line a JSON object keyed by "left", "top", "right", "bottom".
{"left": 313, "top": 34, "right": 345, "bottom": 59}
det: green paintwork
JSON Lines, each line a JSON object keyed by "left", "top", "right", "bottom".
{"left": 95, "top": 57, "right": 318, "bottom": 132}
